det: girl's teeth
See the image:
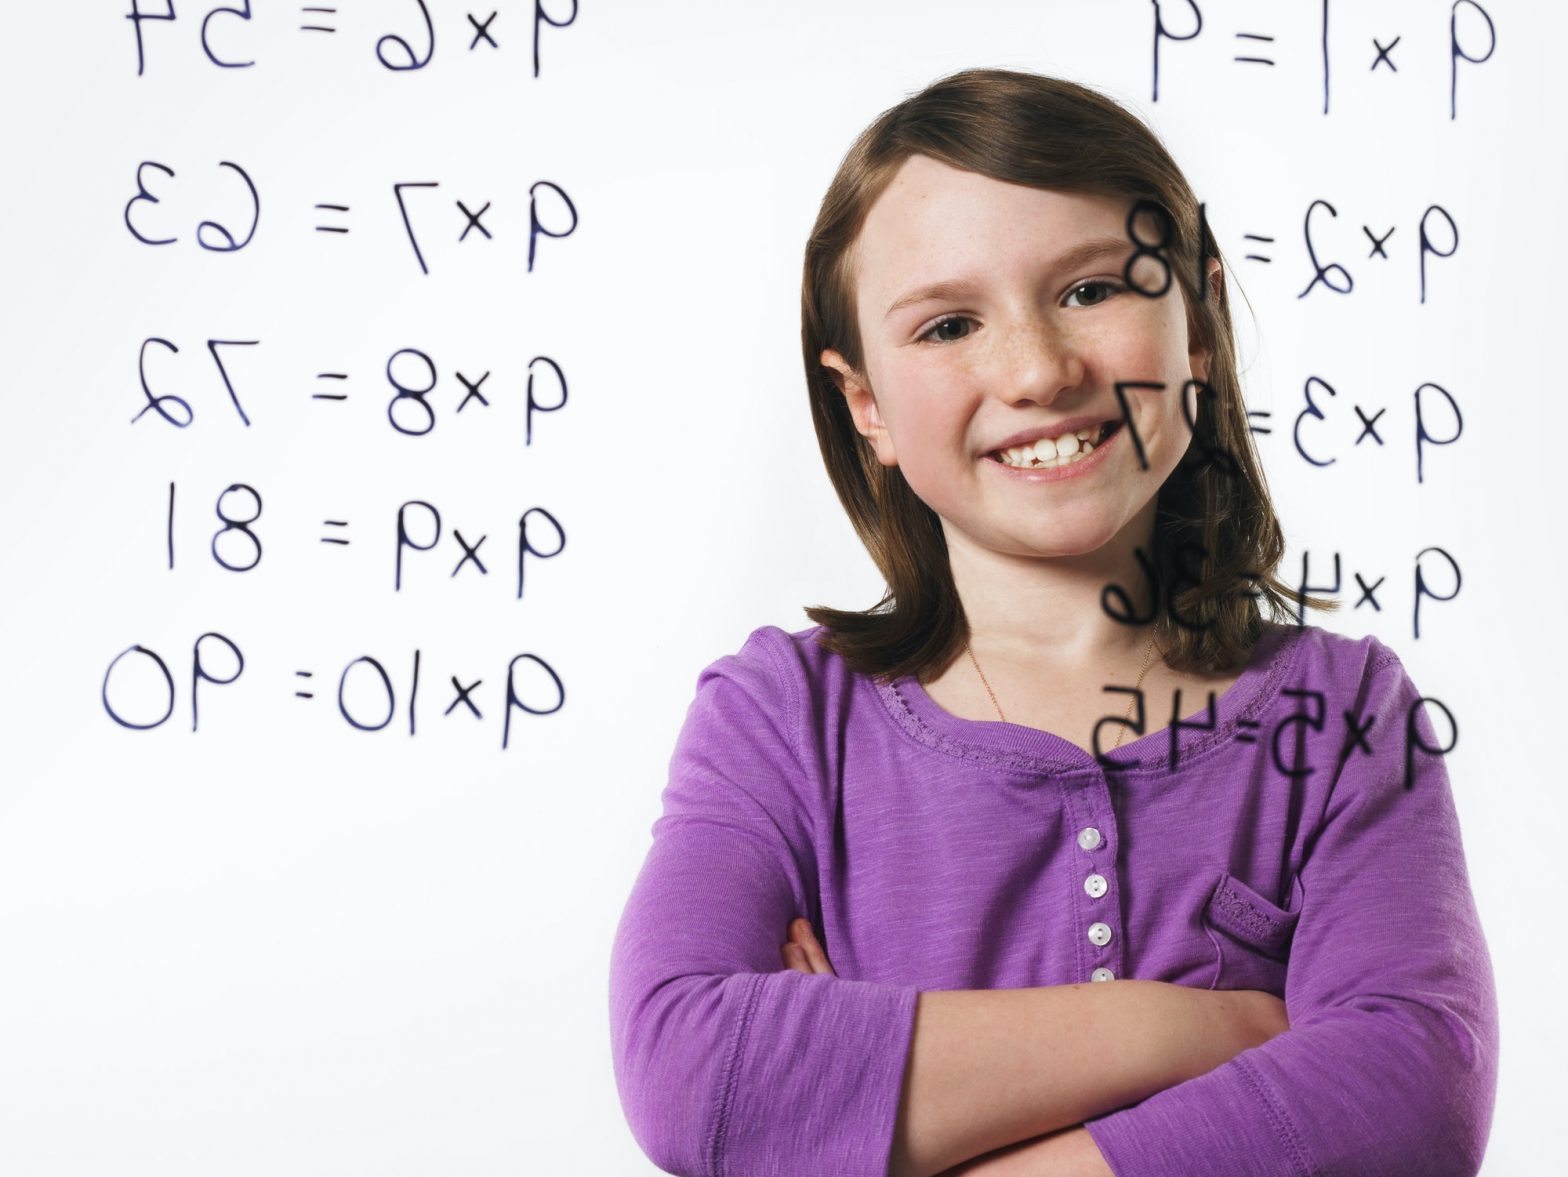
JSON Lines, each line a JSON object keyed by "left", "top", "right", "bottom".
{"left": 996, "top": 425, "right": 1105, "bottom": 468}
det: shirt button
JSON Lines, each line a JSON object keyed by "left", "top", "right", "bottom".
{"left": 1084, "top": 873, "right": 1107, "bottom": 899}
{"left": 1091, "top": 967, "right": 1116, "bottom": 982}
{"left": 1077, "top": 826, "right": 1102, "bottom": 851}
{"left": 1087, "top": 921, "right": 1112, "bottom": 947}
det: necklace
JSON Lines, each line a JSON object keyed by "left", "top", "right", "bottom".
{"left": 964, "top": 629, "right": 1160, "bottom": 752}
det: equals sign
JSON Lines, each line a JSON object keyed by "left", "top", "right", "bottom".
{"left": 321, "top": 520, "right": 350, "bottom": 546}
{"left": 1234, "top": 31, "right": 1275, "bottom": 66}
{"left": 1247, "top": 410, "right": 1273, "bottom": 436}
{"left": 295, "top": 670, "right": 315, "bottom": 699}
{"left": 316, "top": 202, "right": 350, "bottom": 233}
{"left": 313, "top": 372, "right": 348, "bottom": 401}
{"left": 300, "top": 6, "right": 337, "bottom": 33}
{"left": 1242, "top": 233, "right": 1274, "bottom": 264}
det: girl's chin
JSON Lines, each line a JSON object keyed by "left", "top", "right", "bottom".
{"left": 941, "top": 518, "right": 1133, "bottom": 560}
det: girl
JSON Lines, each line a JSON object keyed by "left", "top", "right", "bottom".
{"left": 610, "top": 68, "right": 1497, "bottom": 1177}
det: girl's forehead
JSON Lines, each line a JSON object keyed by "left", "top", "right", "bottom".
{"left": 852, "top": 161, "right": 1138, "bottom": 301}
{"left": 869, "top": 157, "right": 1128, "bottom": 231}
{"left": 856, "top": 160, "right": 1134, "bottom": 274}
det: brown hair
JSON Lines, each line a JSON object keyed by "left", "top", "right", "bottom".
{"left": 800, "top": 67, "right": 1335, "bottom": 685}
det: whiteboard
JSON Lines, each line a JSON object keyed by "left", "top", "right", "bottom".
{"left": 0, "top": 1, "right": 1558, "bottom": 1172}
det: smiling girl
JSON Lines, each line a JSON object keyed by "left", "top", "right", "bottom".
{"left": 610, "top": 69, "right": 1497, "bottom": 1177}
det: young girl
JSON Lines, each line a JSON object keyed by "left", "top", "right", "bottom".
{"left": 609, "top": 68, "right": 1497, "bottom": 1177}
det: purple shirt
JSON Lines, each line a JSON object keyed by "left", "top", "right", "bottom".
{"left": 609, "top": 621, "right": 1498, "bottom": 1176}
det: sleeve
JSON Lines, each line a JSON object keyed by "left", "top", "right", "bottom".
{"left": 607, "top": 627, "right": 921, "bottom": 1177}
{"left": 1081, "top": 641, "right": 1499, "bottom": 1177}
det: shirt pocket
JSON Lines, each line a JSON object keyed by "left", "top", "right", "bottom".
{"left": 1201, "top": 870, "right": 1300, "bottom": 997}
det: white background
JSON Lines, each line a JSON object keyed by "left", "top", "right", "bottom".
{"left": 0, "top": 1, "right": 1561, "bottom": 1173}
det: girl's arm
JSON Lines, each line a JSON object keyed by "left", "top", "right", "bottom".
{"left": 611, "top": 634, "right": 926, "bottom": 1177}
{"left": 935, "top": 1125, "right": 1112, "bottom": 1177}
{"left": 783, "top": 922, "right": 1288, "bottom": 1177}
{"left": 1072, "top": 648, "right": 1499, "bottom": 1177}
{"left": 889, "top": 982, "right": 1285, "bottom": 1177}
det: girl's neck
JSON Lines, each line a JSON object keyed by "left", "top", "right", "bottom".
{"left": 946, "top": 522, "right": 1160, "bottom": 673}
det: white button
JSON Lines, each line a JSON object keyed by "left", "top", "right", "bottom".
{"left": 1091, "top": 967, "right": 1116, "bottom": 982}
{"left": 1077, "top": 826, "right": 1102, "bottom": 851}
{"left": 1087, "top": 921, "right": 1112, "bottom": 946}
{"left": 1084, "top": 873, "right": 1107, "bottom": 898}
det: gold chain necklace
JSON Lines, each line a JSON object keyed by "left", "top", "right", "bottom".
{"left": 964, "top": 629, "right": 1160, "bottom": 752}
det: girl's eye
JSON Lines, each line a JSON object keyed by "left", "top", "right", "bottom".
{"left": 918, "top": 280, "right": 1124, "bottom": 344}
{"left": 1065, "top": 279, "right": 1125, "bottom": 308}
{"left": 917, "top": 314, "right": 977, "bottom": 345}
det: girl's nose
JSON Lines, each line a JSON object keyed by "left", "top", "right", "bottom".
{"left": 995, "top": 317, "right": 1086, "bottom": 406}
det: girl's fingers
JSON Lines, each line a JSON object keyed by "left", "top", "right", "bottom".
{"left": 789, "top": 918, "right": 835, "bottom": 976}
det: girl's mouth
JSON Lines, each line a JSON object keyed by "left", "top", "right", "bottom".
{"left": 984, "top": 419, "right": 1123, "bottom": 472}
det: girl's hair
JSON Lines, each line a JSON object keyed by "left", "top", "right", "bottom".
{"left": 800, "top": 66, "right": 1335, "bottom": 685}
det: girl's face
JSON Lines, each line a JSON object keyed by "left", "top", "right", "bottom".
{"left": 821, "top": 154, "right": 1218, "bottom": 566}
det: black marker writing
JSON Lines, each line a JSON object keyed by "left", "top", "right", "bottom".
{"left": 102, "top": 643, "right": 176, "bottom": 730}
{"left": 1418, "top": 205, "right": 1459, "bottom": 304}
{"left": 132, "top": 337, "right": 258, "bottom": 428}
{"left": 1087, "top": 681, "right": 1456, "bottom": 790}
{"left": 388, "top": 347, "right": 439, "bottom": 435}
{"left": 1123, "top": 199, "right": 1176, "bottom": 299}
{"left": 1298, "top": 200, "right": 1353, "bottom": 298}
{"left": 516, "top": 506, "right": 566, "bottom": 600}
{"left": 1414, "top": 382, "right": 1462, "bottom": 484}
{"left": 1413, "top": 547, "right": 1461, "bottom": 641}
{"left": 192, "top": 631, "right": 244, "bottom": 731}
{"left": 377, "top": 0, "right": 435, "bottom": 72}
{"left": 1406, "top": 695, "right": 1458, "bottom": 789}
{"left": 1147, "top": 0, "right": 1496, "bottom": 118}
{"left": 1450, "top": 1, "right": 1497, "bottom": 121}
{"left": 1149, "top": 0, "right": 1202, "bottom": 104}
{"left": 212, "top": 484, "right": 263, "bottom": 572}
{"left": 123, "top": 160, "right": 260, "bottom": 252}
{"left": 1286, "top": 549, "right": 1464, "bottom": 639}
{"left": 127, "top": 1, "right": 577, "bottom": 75}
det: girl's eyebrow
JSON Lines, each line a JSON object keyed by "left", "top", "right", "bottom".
{"left": 882, "top": 234, "right": 1133, "bottom": 322}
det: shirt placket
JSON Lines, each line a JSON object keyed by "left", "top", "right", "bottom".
{"left": 1063, "top": 767, "right": 1123, "bottom": 983}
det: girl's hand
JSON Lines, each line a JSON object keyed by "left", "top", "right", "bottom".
{"left": 781, "top": 917, "right": 836, "bottom": 976}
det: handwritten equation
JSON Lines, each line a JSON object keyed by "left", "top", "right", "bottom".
{"left": 123, "top": 161, "right": 581, "bottom": 275}
{"left": 108, "top": 0, "right": 583, "bottom": 750}
{"left": 1150, "top": 0, "right": 1497, "bottom": 117}
{"left": 1087, "top": 681, "right": 1456, "bottom": 788}
{"left": 154, "top": 482, "right": 566, "bottom": 597}
{"left": 126, "top": 0, "right": 579, "bottom": 78}
{"left": 102, "top": 636, "right": 563, "bottom": 749}
{"left": 130, "top": 341, "right": 568, "bottom": 441}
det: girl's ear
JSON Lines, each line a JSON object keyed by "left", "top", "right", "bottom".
{"left": 1186, "top": 258, "right": 1223, "bottom": 384}
{"left": 1188, "top": 335, "right": 1213, "bottom": 385}
{"left": 821, "top": 348, "right": 898, "bottom": 467}
{"left": 1205, "top": 256, "right": 1224, "bottom": 302}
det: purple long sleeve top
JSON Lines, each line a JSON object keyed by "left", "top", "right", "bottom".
{"left": 608, "top": 620, "right": 1498, "bottom": 1176}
